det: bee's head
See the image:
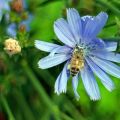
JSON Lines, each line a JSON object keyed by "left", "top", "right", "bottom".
{"left": 74, "top": 45, "right": 83, "bottom": 53}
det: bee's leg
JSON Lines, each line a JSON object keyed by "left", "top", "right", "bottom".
{"left": 67, "top": 64, "right": 71, "bottom": 70}
{"left": 67, "top": 64, "right": 71, "bottom": 77}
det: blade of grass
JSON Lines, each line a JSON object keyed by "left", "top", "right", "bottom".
{"left": 21, "top": 59, "right": 61, "bottom": 120}
{"left": 0, "top": 94, "right": 15, "bottom": 120}
{"left": 96, "top": 0, "right": 120, "bottom": 15}
{"left": 12, "top": 89, "right": 36, "bottom": 120}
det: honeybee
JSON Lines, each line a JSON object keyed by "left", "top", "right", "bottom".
{"left": 69, "top": 46, "right": 84, "bottom": 77}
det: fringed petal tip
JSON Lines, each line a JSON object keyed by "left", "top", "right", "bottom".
{"left": 54, "top": 90, "right": 60, "bottom": 95}
{"left": 90, "top": 96, "right": 101, "bottom": 101}
{"left": 38, "top": 54, "right": 70, "bottom": 69}
{"left": 98, "top": 11, "right": 108, "bottom": 18}
{"left": 38, "top": 60, "right": 44, "bottom": 69}
{"left": 72, "top": 74, "right": 80, "bottom": 101}
{"left": 105, "top": 81, "right": 115, "bottom": 92}
{"left": 54, "top": 18, "right": 75, "bottom": 47}
{"left": 54, "top": 89, "right": 67, "bottom": 95}
{"left": 109, "top": 87, "right": 115, "bottom": 92}
{"left": 34, "top": 40, "right": 40, "bottom": 49}
{"left": 35, "top": 40, "right": 60, "bottom": 52}
{"left": 67, "top": 8, "right": 78, "bottom": 13}
{"left": 34, "top": 40, "right": 49, "bottom": 51}
{"left": 75, "top": 95, "right": 80, "bottom": 101}
{"left": 54, "top": 62, "right": 69, "bottom": 95}
{"left": 86, "top": 57, "right": 115, "bottom": 92}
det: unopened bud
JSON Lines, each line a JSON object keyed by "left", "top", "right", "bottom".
{"left": 11, "top": 0, "right": 23, "bottom": 13}
{"left": 4, "top": 38, "right": 21, "bottom": 56}
{"left": 19, "top": 24, "right": 26, "bottom": 33}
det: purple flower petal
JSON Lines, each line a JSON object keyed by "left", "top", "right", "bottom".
{"left": 72, "top": 74, "right": 80, "bottom": 100}
{"left": 104, "top": 41, "right": 117, "bottom": 51}
{"left": 54, "top": 18, "right": 76, "bottom": 47}
{"left": 81, "top": 15, "right": 94, "bottom": 34}
{"left": 91, "top": 56, "right": 120, "bottom": 78}
{"left": 6, "top": 23, "right": 17, "bottom": 37}
{"left": 67, "top": 8, "right": 82, "bottom": 44}
{"left": 83, "top": 12, "right": 108, "bottom": 40}
{"left": 91, "top": 50, "right": 120, "bottom": 63}
{"left": 81, "top": 63, "right": 100, "bottom": 100}
{"left": 35, "top": 40, "right": 60, "bottom": 52}
{"left": 49, "top": 45, "right": 72, "bottom": 56}
{"left": 89, "top": 38, "right": 105, "bottom": 49}
{"left": 38, "top": 54, "right": 71, "bottom": 69}
{"left": 86, "top": 57, "right": 115, "bottom": 91}
{"left": 55, "top": 62, "right": 69, "bottom": 94}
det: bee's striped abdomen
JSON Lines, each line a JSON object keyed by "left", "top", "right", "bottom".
{"left": 71, "top": 67, "right": 80, "bottom": 76}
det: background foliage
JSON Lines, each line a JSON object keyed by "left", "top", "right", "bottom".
{"left": 0, "top": 0, "right": 120, "bottom": 120}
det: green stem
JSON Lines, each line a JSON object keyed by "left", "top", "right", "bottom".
{"left": 105, "top": 22, "right": 116, "bottom": 28}
{"left": 103, "top": 37, "right": 120, "bottom": 41}
{"left": 96, "top": 0, "right": 120, "bottom": 15}
{"left": 38, "top": 0, "right": 61, "bottom": 7}
{"left": 21, "top": 59, "right": 60, "bottom": 120}
{"left": 0, "top": 94, "right": 15, "bottom": 120}
{"left": 63, "top": 97, "right": 85, "bottom": 120}
{"left": 12, "top": 89, "right": 35, "bottom": 120}
{"left": 60, "top": 112, "right": 74, "bottom": 120}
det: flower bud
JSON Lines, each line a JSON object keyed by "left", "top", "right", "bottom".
{"left": 11, "top": 0, "right": 23, "bottom": 13}
{"left": 19, "top": 24, "right": 26, "bottom": 33}
{"left": 4, "top": 38, "right": 21, "bottom": 56}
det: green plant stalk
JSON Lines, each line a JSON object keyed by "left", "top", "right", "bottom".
{"left": 60, "top": 112, "right": 74, "bottom": 120}
{"left": 33, "top": 65, "right": 55, "bottom": 85}
{"left": 63, "top": 97, "right": 85, "bottom": 120}
{"left": 21, "top": 59, "right": 61, "bottom": 120}
{"left": 96, "top": 0, "right": 120, "bottom": 15}
{"left": 12, "top": 89, "right": 35, "bottom": 120}
{"left": 105, "top": 22, "right": 116, "bottom": 28}
{"left": 0, "top": 94, "right": 15, "bottom": 120}
{"left": 103, "top": 37, "right": 120, "bottom": 41}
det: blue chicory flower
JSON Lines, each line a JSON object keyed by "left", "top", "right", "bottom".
{"left": 7, "top": 23, "right": 17, "bottom": 37}
{"left": 0, "top": 0, "right": 11, "bottom": 21}
{"left": 35, "top": 8, "right": 120, "bottom": 100}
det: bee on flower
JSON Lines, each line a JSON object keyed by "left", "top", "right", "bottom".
{"left": 35, "top": 8, "right": 120, "bottom": 100}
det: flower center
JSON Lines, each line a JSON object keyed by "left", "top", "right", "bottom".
{"left": 74, "top": 44, "right": 90, "bottom": 57}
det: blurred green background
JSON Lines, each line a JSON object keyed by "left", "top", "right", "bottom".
{"left": 1, "top": 0, "right": 120, "bottom": 120}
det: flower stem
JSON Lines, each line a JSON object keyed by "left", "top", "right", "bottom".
{"left": 12, "top": 89, "right": 35, "bottom": 120}
{"left": 105, "top": 22, "right": 116, "bottom": 28}
{"left": 21, "top": 59, "right": 61, "bottom": 120}
{"left": 0, "top": 94, "right": 15, "bottom": 120}
{"left": 96, "top": 0, "right": 120, "bottom": 15}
